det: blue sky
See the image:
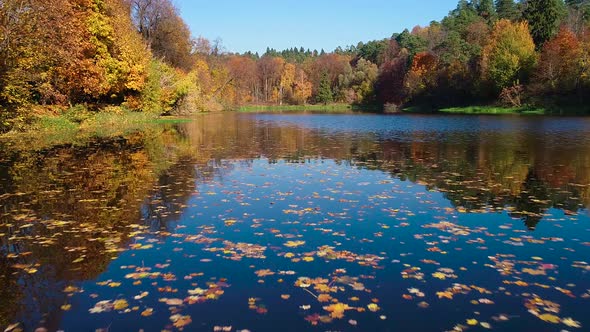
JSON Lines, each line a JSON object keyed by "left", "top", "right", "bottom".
{"left": 175, "top": 0, "right": 460, "bottom": 54}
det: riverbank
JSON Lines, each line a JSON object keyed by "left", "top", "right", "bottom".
{"left": 4, "top": 103, "right": 589, "bottom": 152}
{"left": 439, "top": 106, "right": 546, "bottom": 115}
{"left": 401, "top": 104, "right": 590, "bottom": 115}
{"left": 0, "top": 109, "right": 190, "bottom": 151}
{"left": 237, "top": 103, "right": 380, "bottom": 112}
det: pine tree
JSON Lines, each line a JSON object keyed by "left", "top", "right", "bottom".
{"left": 495, "top": 0, "right": 519, "bottom": 20}
{"left": 477, "top": 0, "right": 497, "bottom": 22}
{"left": 523, "top": 0, "right": 567, "bottom": 46}
{"left": 316, "top": 72, "right": 333, "bottom": 105}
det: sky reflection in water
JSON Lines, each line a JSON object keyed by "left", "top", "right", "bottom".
{"left": 0, "top": 113, "right": 589, "bottom": 332}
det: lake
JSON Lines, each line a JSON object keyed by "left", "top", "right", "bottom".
{"left": 1, "top": 112, "right": 589, "bottom": 332}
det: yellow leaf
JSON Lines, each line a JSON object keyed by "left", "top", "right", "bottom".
{"left": 324, "top": 302, "right": 352, "bottom": 319}
{"left": 436, "top": 291, "right": 454, "bottom": 300}
{"left": 113, "top": 299, "right": 128, "bottom": 310}
{"left": 562, "top": 317, "right": 581, "bottom": 328}
{"left": 224, "top": 219, "right": 237, "bottom": 226}
{"left": 284, "top": 240, "right": 305, "bottom": 248}
{"left": 367, "top": 303, "right": 380, "bottom": 312}
{"left": 170, "top": 314, "right": 192, "bottom": 329}
{"left": 538, "top": 313, "right": 560, "bottom": 324}
{"left": 141, "top": 308, "right": 154, "bottom": 317}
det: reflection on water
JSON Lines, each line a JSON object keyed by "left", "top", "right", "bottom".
{"left": 0, "top": 113, "right": 589, "bottom": 331}
{"left": 181, "top": 113, "right": 590, "bottom": 227}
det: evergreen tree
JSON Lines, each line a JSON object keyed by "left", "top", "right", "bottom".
{"left": 396, "top": 29, "right": 427, "bottom": 56}
{"left": 495, "top": 0, "right": 520, "bottom": 20}
{"left": 316, "top": 72, "right": 333, "bottom": 104}
{"left": 477, "top": 0, "right": 497, "bottom": 22}
{"left": 523, "top": 0, "right": 567, "bottom": 46}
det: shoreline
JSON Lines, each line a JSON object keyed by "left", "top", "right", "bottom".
{"left": 3, "top": 104, "right": 589, "bottom": 152}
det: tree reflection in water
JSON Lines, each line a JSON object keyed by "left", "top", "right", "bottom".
{"left": 0, "top": 113, "right": 589, "bottom": 329}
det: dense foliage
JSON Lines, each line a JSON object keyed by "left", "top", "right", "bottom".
{"left": 1, "top": 0, "right": 590, "bottom": 132}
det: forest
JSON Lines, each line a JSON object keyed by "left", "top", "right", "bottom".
{"left": 1, "top": 0, "right": 590, "bottom": 132}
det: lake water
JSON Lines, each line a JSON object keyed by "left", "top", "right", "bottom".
{"left": 1, "top": 113, "right": 589, "bottom": 332}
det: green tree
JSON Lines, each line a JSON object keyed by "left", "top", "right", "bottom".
{"left": 442, "top": 0, "right": 481, "bottom": 35}
{"left": 338, "top": 58, "right": 378, "bottom": 104}
{"left": 495, "top": 0, "right": 520, "bottom": 20}
{"left": 356, "top": 40, "right": 389, "bottom": 65}
{"left": 316, "top": 72, "right": 333, "bottom": 104}
{"left": 523, "top": 0, "right": 567, "bottom": 47}
{"left": 396, "top": 29, "right": 428, "bottom": 57}
{"left": 481, "top": 19, "right": 537, "bottom": 93}
{"left": 476, "top": 0, "right": 498, "bottom": 22}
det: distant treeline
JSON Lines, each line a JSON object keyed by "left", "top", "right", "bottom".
{"left": 1, "top": 0, "right": 590, "bottom": 131}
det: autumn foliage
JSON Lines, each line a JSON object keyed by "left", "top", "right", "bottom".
{"left": 533, "top": 27, "right": 583, "bottom": 94}
{"left": 2, "top": 0, "right": 590, "bottom": 132}
{"left": 481, "top": 20, "right": 537, "bottom": 93}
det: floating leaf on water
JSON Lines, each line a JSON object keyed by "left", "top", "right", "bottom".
{"left": 170, "top": 314, "right": 192, "bottom": 329}
{"left": 113, "top": 299, "right": 128, "bottom": 310}
{"left": 324, "top": 302, "right": 352, "bottom": 319}
{"left": 141, "top": 308, "right": 153, "bottom": 317}
{"left": 160, "top": 298, "right": 183, "bottom": 306}
{"left": 284, "top": 240, "right": 305, "bottom": 248}
{"left": 367, "top": 303, "right": 380, "bottom": 312}
{"left": 562, "top": 317, "right": 582, "bottom": 328}
{"left": 538, "top": 313, "right": 560, "bottom": 324}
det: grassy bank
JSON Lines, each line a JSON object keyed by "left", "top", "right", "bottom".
{"left": 0, "top": 108, "right": 190, "bottom": 151}
{"left": 237, "top": 103, "right": 379, "bottom": 112}
{"left": 438, "top": 106, "right": 547, "bottom": 115}
{"left": 400, "top": 104, "right": 590, "bottom": 115}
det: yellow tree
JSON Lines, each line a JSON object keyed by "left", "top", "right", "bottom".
{"left": 258, "top": 56, "right": 284, "bottom": 103}
{"left": 292, "top": 68, "right": 312, "bottom": 105}
{"left": 481, "top": 19, "right": 537, "bottom": 93}
{"left": 279, "top": 63, "right": 296, "bottom": 105}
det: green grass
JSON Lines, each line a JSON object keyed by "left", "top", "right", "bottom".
{"left": 400, "top": 105, "right": 437, "bottom": 114}
{"left": 0, "top": 109, "right": 189, "bottom": 151}
{"left": 401, "top": 104, "right": 590, "bottom": 116}
{"left": 438, "top": 106, "right": 547, "bottom": 115}
{"left": 237, "top": 103, "right": 379, "bottom": 112}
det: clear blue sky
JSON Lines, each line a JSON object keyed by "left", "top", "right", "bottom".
{"left": 175, "top": 0, "right": 460, "bottom": 54}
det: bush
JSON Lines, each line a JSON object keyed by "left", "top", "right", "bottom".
{"left": 499, "top": 84, "right": 525, "bottom": 107}
{"left": 64, "top": 104, "right": 93, "bottom": 124}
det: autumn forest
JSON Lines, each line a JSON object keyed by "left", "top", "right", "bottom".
{"left": 1, "top": 0, "right": 590, "bottom": 132}
{"left": 2, "top": 2, "right": 590, "bottom": 331}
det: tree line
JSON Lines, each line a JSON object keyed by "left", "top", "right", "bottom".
{"left": 1, "top": 0, "right": 590, "bottom": 132}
